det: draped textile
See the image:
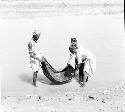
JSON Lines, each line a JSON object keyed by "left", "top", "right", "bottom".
{"left": 41, "top": 57, "right": 75, "bottom": 84}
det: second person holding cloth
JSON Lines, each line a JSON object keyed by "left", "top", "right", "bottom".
{"left": 67, "top": 38, "right": 96, "bottom": 86}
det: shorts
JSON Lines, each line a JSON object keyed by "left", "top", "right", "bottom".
{"left": 29, "top": 59, "right": 41, "bottom": 72}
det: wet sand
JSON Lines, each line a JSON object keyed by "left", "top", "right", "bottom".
{"left": 1, "top": 79, "right": 125, "bottom": 112}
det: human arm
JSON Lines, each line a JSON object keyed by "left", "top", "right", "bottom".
{"left": 67, "top": 44, "right": 77, "bottom": 65}
{"left": 88, "top": 59, "right": 93, "bottom": 75}
{"left": 28, "top": 42, "right": 42, "bottom": 62}
{"left": 29, "top": 52, "right": 42, "bottom": 62}
{"left": 67, "top": 54, "right": 73, "bottom": 65}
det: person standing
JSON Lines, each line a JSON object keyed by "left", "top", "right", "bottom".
{"left": 28, "top": 30, "right": 42, "bottom": 87}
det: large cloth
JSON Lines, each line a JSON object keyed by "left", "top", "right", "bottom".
{"left": 41, "top": 57, "right": 75, "bottom": 84}
{"left": 28, "top": 39, "right": 41, "bottom": 72}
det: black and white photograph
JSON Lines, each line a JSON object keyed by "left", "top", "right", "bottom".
{"left": 0, "top": 0, "right": 124, "bottom": 112}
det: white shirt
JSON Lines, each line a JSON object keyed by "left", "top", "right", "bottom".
{"left": 69, "top": 44, "right": 96, "bottom": 76}
{"left": 29, "top": 39, "right": 41, "bottom": 59}
{"left": 28, "top": 39, "right": 41, "bottom": 67}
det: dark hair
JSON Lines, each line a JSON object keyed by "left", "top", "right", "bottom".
{"left": 32, "top": 35, "right": 39, "bottom": 42}
{"left": 71, "top": 38, "right": 77, "bottom": 42}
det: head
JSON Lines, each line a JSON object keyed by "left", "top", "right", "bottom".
{"left": 71, "top": 38, "right": 77, "bottom": 45}
{"left": 32, "top": 30, "right": 41, "bottom": 42}
{"left": 69, "top": 38, "right": 78, "bottom": 54}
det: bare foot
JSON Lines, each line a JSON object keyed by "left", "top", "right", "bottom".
{"left": 79, "top": 82, "right": 85, "bottom": 87}
{"left": 34, "top": 84, "right": 38, "bottom": 87}
{"left": 33, "top": 82, "right": 38, "bottom": 87}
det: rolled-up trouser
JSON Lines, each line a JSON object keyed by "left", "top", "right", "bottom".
{"left": 31, "top": 63, "right": 40, "bottom": 72}
{"left": 79, "top": 63, "right": 89, "bottom": 82}
{"left": 79, "top": 63, "right": 85, "bottom": 82}
{"left": 29, "top": 59, "right": 40, "bottom": 72}
{"left": 33, "top": 71, "right": 38, "bottom": 86}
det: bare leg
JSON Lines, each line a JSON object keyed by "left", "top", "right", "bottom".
{"left": 33, "top": 71, "right": 38, "bottom": 87}
{"left": 79, "top": 63, "right": 85, "bottom": 87}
